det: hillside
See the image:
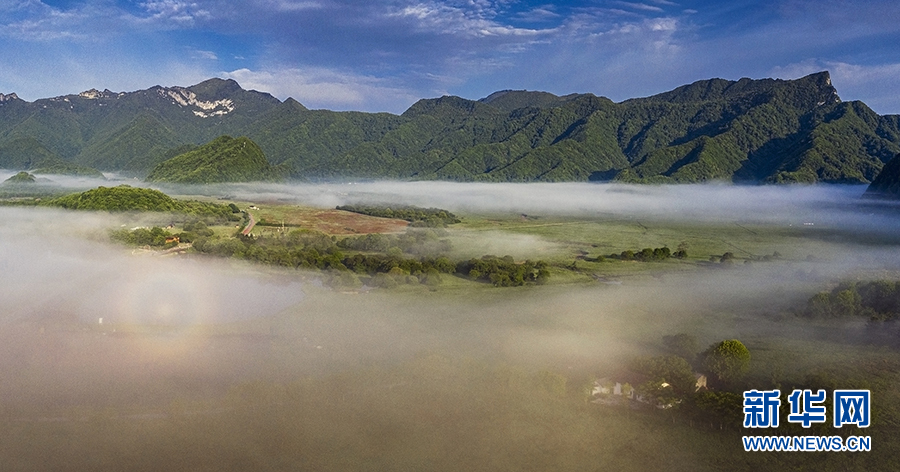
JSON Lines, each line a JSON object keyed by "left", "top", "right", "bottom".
{"left": 145, "top": 135, "right": 283, "bottom": 184}
{"left": 3, "top": 171, "right": 35, "bottom": 184}
{"left": 0, "top": 137, "right": 103, "bottom": 177}
{"left": 48, "top": 185, "right": 182, "bottom": 211}
{"left": 44, "top": 184, "right": 239, "bottom": 220}
{"left": 865, "top": 153, "right": 900, "bottom": 198}
{"left": 1, "top": 72, "right": 899, "bottom": 183}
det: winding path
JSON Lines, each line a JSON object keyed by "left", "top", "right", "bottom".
{"left": 241, "top": 211, "right": 257, "bottom": 236}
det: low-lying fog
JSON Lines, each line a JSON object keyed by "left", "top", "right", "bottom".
{"left": 7, "top": 170, "right": 899, "bottom": 224}
{"left": 2, "top": 180, "right": 900, "bottom": 415}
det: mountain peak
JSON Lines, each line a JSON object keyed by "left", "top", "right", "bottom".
{"left": 282, "top": 97, "right": 309, "bottom": 111}
{"left": 625, "top": 71, "right": 840, "bottom": 109}
{"left": 0, "top": 92, "right": 20, "bottom": 103}
{"left": 188, "top": 78, "right": 244, "bottom": 97}
{"left": 78, "top": 88, "right": 119, "bottom": 100}
{"left": 803, "top": 70, "right": 832, "bottom": 87}
{"left": 0, "top": 92, "right": 22, "bottom": 103}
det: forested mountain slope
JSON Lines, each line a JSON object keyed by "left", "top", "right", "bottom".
{"left": 0, "top": 72, "right": 897, "bottom": 183}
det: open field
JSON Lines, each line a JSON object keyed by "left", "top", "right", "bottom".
{"left": 245, "top": 205, "right": 409, "bottom": 235}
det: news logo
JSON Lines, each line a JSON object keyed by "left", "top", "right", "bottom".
{"left": 742, "top": 389, "right": 872, "bottom": 452}
{"left": 743, "top": 389, "right": 781, "bottom": 428}
{"left": 743, "top": 389, "right": 870, "bottom": 429}
{"left": 787, "top": 389, "right": 827, "bottom": 428}
{"left": 833, "top": 390, "right": 871, "bottom": 428}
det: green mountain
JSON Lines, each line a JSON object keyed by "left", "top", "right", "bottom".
{"left": 0, "top": 137, "right": 103, "bottom": 177}
{"left": 1, "top": 72, "right": 899, "bottom": 183}
{"left": 145, "top": 135, "right": 283, "bottom": 184}
{"left": 3, "top": 171, "right": 36, "bottom": 184}
{"left": 865, "top": 153, "right": 900, "bottom": 198}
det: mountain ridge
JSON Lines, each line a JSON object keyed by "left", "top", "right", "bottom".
{"left": 0, "top": 71, "right": 898, "bottom": 184}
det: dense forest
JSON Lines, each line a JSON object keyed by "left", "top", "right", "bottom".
{"left": 145, "top": 135, "right": 286, "bottom": 184}
{"left": 0, "top": 73, "right": 898, "bottom": 184}
{"left": 803, "top": 280, "right": 900, "bottom": 320}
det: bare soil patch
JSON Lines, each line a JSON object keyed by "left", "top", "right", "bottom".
{"left": 252, "top": 206, "right": 408, "bottom": 235}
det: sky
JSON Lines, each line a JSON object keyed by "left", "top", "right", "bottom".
{"left": 0, "top": 0, "right": 899, "bottom": 114}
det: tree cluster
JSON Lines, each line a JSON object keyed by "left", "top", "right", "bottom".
{"left": 336, "top": 204, "right": 460, "bottom": 227}
{"left": 803, "top": 280, "right": 900, "bottom": 320}
{"left": 455, "top": 255, "right": 550, "bottom": 287}
{"left": 607, "top": 246, "right": 671, "bottom": 262}
{"left": 632, "top": 355, "right": 697, "bottom": 400}
{"left": 109, "top": 226, "right": 178, "bottom": 248}
{"left": 336, "top": 229, "right": 452, "bottom": 255}
{"left": 177, "top": 220, "right": 216, "bottom": 243}
{"left": 188, "top": 229, "right": 550, "bottom": 289}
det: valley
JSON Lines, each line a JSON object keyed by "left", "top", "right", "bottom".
{"left": 1, "top": 180, "right": 898, "bottom": 470}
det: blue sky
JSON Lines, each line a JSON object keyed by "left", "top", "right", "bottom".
{"left": 1, "top": 0, "right": 899, "bottom": 114}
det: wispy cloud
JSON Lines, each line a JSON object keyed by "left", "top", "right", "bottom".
{"left": 137, "top": 1, "right": 212, "bottom": 25}
{"left": 613, "top": 2, "right": 664, "bottom": 13}
{"left": 388, "top": 2, "right": 549, "bottom": 38}
{"left": 256, "top": 0, "right": 325, "bottom": 12}
{"left": 0, "top": 2, "right": 92, "bottom": 41}
{"left": 514, "top": 5, "right": 560, "bottom": 22}
{"left": 190, "top": 48, "right": 219, "bottom": 60}
{"left": 223, "top": 66, "right": 421, "bottom": 113}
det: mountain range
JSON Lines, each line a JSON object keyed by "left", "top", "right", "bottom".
{"left": 1, "top": 71, "right": 898, "bottom": 184}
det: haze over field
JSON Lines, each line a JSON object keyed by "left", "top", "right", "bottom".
{"left": 3, "top": 181, "right": 900, "bottom": 469}
{"left": 3, "top": 181, "right": 900, "bottom": 340}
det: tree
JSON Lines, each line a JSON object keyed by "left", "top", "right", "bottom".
{"left": 635, "top": 355, "right": 696, "bottom": 395}
{"left": 702, "top": 339, "right": 750, "bottom": 383}
{"left": 694, "top": 391, "right": 743, "bottom": 423}
{"left": 662, "top": 333, "right": 699, "bottom": 364}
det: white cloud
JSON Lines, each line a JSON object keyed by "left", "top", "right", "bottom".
{"left": 0, "top": 3, "right": 92, "bottom": 41}
{"left": 137, "top": 0, "right": 211, "bottom": 25}
{"left": 191, "top": 49, "right": 219, "bottom": 60}
{"left": 614, "top": 2, "right": 664, "bottom": 13}
{"left": 515, "top": 5, "right": 560, "bottom": 22}
{"left": 389, "top": 2, "right": 548, "bottom": 38}
{"left": 257, "top": 0, "right": 325, "bottom": 12}
{"left": 222, "top": 67, "right": 421, "bottom": 113}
